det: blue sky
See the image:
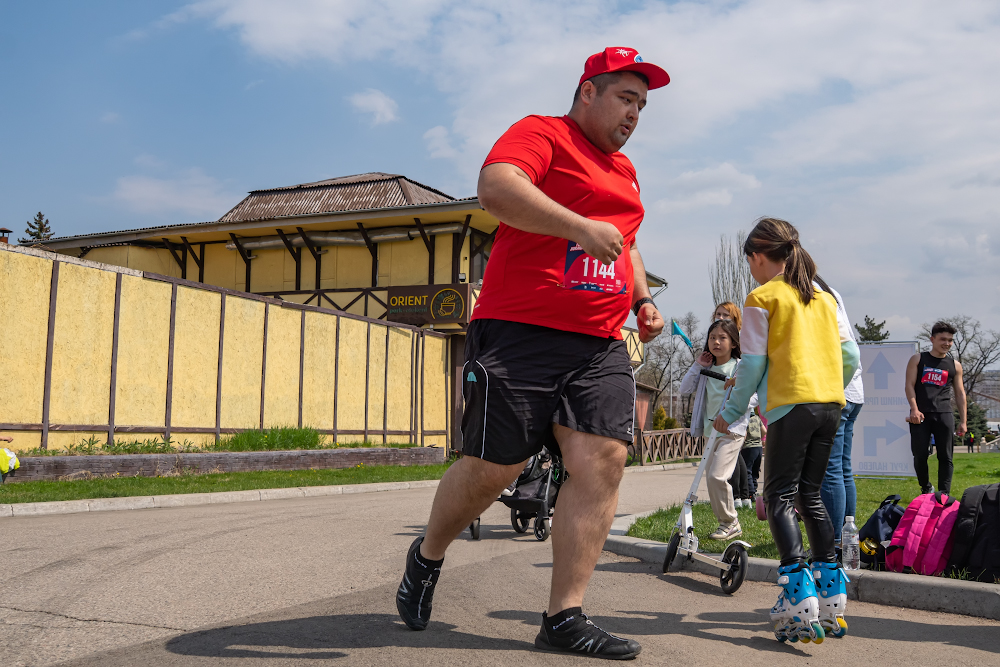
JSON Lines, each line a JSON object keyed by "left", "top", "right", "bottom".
{"left": 2, "top": 1, "right": 999, "bottom": 341}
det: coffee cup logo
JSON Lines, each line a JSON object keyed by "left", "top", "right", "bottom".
{"left": 431, "top": 288, "right": 465, "bottom": 320}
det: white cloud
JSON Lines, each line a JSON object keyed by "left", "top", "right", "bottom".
{"left": 423, "top": 126, "right": 458, "bottom": 159}
{"left": 654, "top": 163, "right": 760, "bottom": 213}
{"left": 112, "top": 169, "right": 236, "bottom": 219}
{"left": 244, "top": 79, "right": 264, "bottom": 91}
{"left": 101, "top": 112, "right": 121, "bottom": 123}
{"left": 176, "top": 0, "right": 1000, "bottom": 338}
{"left": 348, "top": 88, "right": 399, "bottom": 125}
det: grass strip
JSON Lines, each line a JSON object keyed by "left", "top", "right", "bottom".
{"left": 628, "top": 452, "right": 1000, "bottom": 562}
{"left": 17, "top": 428, "right": 418, "bottom": 457}
{"left": 0, "top": 462, "right": 451, "bottom": 504}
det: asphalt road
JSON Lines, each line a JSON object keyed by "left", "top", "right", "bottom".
{"left": 1, "top": 468, "right": 996, "bottom": 666}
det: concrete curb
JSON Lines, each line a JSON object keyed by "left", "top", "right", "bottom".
{"left": 622, "top": 462, "right": 698, "bottom": 474}
{"left": 0, "top": 479, "right": 441, "bottom": 518}
{"left": 603, "top": 513, "right": 1000, "bottom": 621}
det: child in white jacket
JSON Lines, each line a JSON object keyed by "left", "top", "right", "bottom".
{"left": 680, "top": 318, "right": 757, "bottom": 540}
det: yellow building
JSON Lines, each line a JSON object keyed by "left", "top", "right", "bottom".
{"left": 44, "top": 172, "right": 662, "bottom": 447}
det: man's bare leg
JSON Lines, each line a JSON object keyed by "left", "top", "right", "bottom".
{"left": 547, "top": 424, "right": 627, "bottom": 614}
{"left": 420, "top": 455, "right": 525, "bottom": 560}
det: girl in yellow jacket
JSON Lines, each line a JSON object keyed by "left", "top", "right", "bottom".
{"left": 713, "top": 218, "right": 859, "bottom": 645}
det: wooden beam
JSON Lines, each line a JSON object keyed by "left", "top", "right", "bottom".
{"left": 41, "top": 261, "right": 60, "bottom": 450}
{"left": 451, "top": 214, "right": 472, "bottom": 283}
{"left": 413, "top": 217, "right": 434, "bottom": 285}
{"left": 276, "top": 228, "right": 301, "bottom": 291}
{"left": 296, "top": 227, "right": 323, "bottom": 290}
{"left": 357, "top": 223, "right": 378, "bottom": 287}
{"left": 162, "top": 238, "right": 187, "bottom": 280}
{"left": 229, "top": 233, "right": 252, "bottom": 292}
{"left": 180, "top": 237, "right": 204, "bottom": 283}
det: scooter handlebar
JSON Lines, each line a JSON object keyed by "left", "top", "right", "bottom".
{"left": 699, "top": 368, "right": 729, "bottom": 382}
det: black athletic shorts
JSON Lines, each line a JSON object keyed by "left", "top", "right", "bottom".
{"left": 461, "top": 318, "right": 636, "bottom": 465}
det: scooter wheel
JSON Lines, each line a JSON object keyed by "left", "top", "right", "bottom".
{"left": 533, "top": 517, "right": 550, "bottom": 541}
{"left": 469, "top": 517, "right": 481, "bottom": 540}
{"left": 663, "top": 533, "right": 681, "bottom": 573}
{"left": 720, "top": 542, "right": 748, "bottom": 594}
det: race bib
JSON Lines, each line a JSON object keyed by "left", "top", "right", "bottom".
{"left": 921, "top": 367, "right": 948, "bottom": 387}
{"left": 562, "top": 241, "right": 627, "bottom": 294}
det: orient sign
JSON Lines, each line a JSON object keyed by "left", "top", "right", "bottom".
{"left": 386, "top": 283, "right": 471, "bottom": 325}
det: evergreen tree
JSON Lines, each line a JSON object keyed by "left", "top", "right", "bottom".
{"left": 959, "top": 400, "right": 988, "bottom": 441}
{"left": 19, "top": 211, "right": 54, "bottom": 244}
{"left": 855, "top": 315, "right": 890, "bottom": 342}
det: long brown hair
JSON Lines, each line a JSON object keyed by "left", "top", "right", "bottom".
{"left": 743, "top": 217, "right": 818, "bottom": 304}
{"left": 712, "top": 302, "right": 742, "bottom": 330}
{"left": 703, "top": 318, "right": 741, "bottom": 363}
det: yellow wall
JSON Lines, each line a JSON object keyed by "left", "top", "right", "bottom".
{"left": 220, "top": 296, "right": 265, "bottom": 429}
{"left": 0, "top": 246, "right": 451, "bottom": 452}
{"left": 204, "top": 243, "right": 238, "bottom": 290}
{"left": 49, "top": 262, "right": 116, "bottom": 425}
{"left": 0, "top": 250, "right": 51, "bottom": 424}
{"left": 171, "top": 286, "right": 222, "bottom": 428}
{"left": 262, "top": 304, "right": 300, "bottom": 427}
{"left": 115, "top": 275, "right": 171, "bottom": 427}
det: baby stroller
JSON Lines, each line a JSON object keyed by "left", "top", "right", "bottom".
{"left": 468, "top": 447, "right": 566, "bottom": 542}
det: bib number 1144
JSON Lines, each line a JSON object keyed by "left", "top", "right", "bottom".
{"left": 563, "top": 241, "right": 627, "bottom": 294}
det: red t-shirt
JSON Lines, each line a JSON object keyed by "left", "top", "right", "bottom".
{"left": 473, "top": 115, "right": 645, "bottom": 339}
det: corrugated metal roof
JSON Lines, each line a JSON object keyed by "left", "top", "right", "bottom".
{"left": 219, "top": 172, "right": 454, "bottom": 223}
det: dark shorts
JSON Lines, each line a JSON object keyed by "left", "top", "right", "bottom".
{"left": 461, "top": 318, "right": 636, "bottom": 466}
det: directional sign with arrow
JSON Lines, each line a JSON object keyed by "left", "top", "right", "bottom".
{"left": 867, "top": 352, "right": 896, "bottom": 390}
{"left": 863, "top": 419, "right": 909, "bottom": 456}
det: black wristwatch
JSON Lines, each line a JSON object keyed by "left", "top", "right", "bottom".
{"left": 632, "top": 297, "right": 656, "bottom": 316}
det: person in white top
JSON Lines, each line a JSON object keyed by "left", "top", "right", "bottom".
{"left": 817, "top": 279, "right": 864, "bottom": 553}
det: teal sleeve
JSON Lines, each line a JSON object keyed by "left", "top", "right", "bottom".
{"left": 721, "top": 354, "right": 767, "bottom": 424}
{"left": 842, "top": 340, "right": 860, "bottom": 388}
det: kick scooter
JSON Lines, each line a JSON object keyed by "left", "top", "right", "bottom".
{"left": 661, "top": 365, "right": 751, "bottom": 594}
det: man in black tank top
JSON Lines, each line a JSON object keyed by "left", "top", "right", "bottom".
{"left": 904, "top": 321, "right": 968, "bottom": 494}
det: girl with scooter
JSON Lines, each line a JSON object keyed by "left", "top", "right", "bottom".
{"left": 680, "top": 319, "right": 756, "bottom": 541}
{"left": 713, "top": 218, "right": 859, "bottom": 644}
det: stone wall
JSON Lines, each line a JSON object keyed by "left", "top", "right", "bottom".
{"left": 4, "top": 447, "right": 445, "bottom": 483}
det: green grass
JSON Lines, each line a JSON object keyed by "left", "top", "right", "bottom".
{"left": 0, "top": 462, "right": 451, "bottom": 504}
{"left": 17, "top": 428, "right": 418, "bottom": 457}
{"left": 628, "top": 452, "right": 1000, "bottom": 561}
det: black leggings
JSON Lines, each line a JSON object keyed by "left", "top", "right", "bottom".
{"left": 728, "top": 453, "right": 748, "bottom": 499}
{"left": 764, "top": 403, "right": 841, "bottom": 566}
{"left": 741, "top": 447, "right": 762, "bottom": 496}
{"left": 909, "top": 412, "right": 954, "bottom": 493}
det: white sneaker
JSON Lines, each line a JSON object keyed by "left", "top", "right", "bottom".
{"left": 709, "top": 522, "right": 742, "bottom": 541}
{"left": 735, "top": 498, "right": 745, "bottom": 509}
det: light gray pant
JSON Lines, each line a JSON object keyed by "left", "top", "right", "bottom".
{"left": 706, "top": 430, "right": 746, "bottom": 526}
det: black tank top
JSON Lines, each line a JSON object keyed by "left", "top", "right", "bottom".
{"left": 914, "top": 351, "right": 956, "bottom": 413}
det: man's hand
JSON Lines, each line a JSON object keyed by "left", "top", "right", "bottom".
{"left": 906, "top": 407, "right": 924, "bottom": 424}
{"left": 713, "top": 415, "right": 731, "bottom": 434}
{"left": 578, "top": 219, "right": 623, "bottom": 265}
{"left": 0, "top": 436, "right": 12, "bottom": 443}
{"left": 957, "top": 421, "right": 968, "bottom": 437}
{"left": 637, "top": 302, "right": 664, "bottom": 343}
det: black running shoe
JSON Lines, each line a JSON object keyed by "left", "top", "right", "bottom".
{"left": 535, "top": 609, "right": 641, "bottom": 660}
{"left": 396, "top": 536, "right": 443, "bottom": 631}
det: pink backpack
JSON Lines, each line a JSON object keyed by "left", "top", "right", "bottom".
{"left": 885, "top": 492, "right": 961, "bottom": 576}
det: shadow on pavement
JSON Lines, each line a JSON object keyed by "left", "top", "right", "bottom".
{"left": 163, "top": 613, "right": 534, "bottom": 660}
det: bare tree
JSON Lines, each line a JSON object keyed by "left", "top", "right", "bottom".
{"left": 916, "top": 315, "right": 1000, "bottom": 396}
{"left": 636, "top": 312, "right": 704, "bottom": 420}
{"left": 709, "top": 231, "right": 758, "bottom": 307}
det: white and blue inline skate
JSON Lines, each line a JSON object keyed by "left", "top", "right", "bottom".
{"left": 770, "top": 563, "right": 824, "bottom": 643}
{"left": 812, "top": 560, "right": 849, "bottom": 638}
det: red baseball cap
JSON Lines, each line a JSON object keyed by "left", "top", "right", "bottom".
{"left": 580, "top": 47, "right": 670, "bottom": 89}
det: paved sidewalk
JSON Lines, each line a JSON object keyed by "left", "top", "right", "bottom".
{"left": 1, "top": 467, "right": 995, "bottom": 666}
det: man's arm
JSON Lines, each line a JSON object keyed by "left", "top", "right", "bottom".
{"left": 904, "top": 354, "right": 923, "bottom": 424}
{"left": 629, "top": 244, "right": 664, "bottom": 343}
{"left": 954, "top": 361, "right": 967, "bottom": 436}
{"left": 478, "top": 163, "right": 624, "bottom": 265}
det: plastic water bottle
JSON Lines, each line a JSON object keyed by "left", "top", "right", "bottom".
{"left": 842, "top": 516, "right": 861, "bottom": 571}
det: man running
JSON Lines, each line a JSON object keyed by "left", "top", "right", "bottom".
{"left": 396, "top": 47, "right": 669, "bottom": 659}
{"left": 905, "top": 321, "right": 967, "bottom": 494}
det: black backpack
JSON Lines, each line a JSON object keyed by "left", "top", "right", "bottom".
{"left": 947, "top": 483, "right": 1000, "bottom": 583}
{"left": 859, "top": 494, "right": 905, "bottom": 569}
